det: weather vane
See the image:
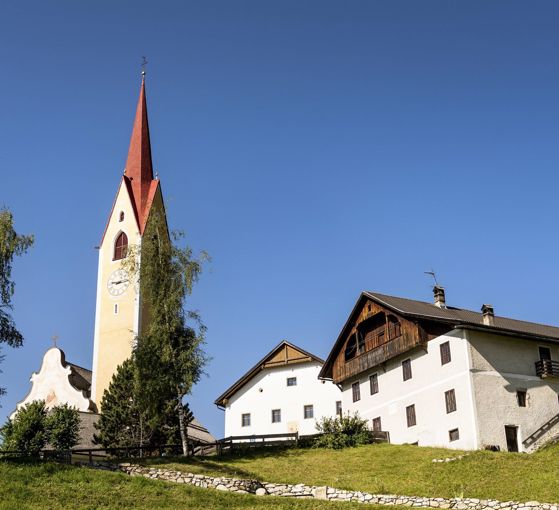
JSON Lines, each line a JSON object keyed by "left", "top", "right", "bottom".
{"left": 141, "top": 56, "right": 148, "bottom": 76}
{"left": 424, "top": 269, "right": 439, "bottom": 287}
{"left": 51, "top": 335, "right": 59, "bottom": 348}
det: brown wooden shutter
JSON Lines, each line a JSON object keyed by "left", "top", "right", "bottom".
{"left": 445, "top": 389, "right": 457, "bottom": 413}
{"left": 406, "top": 404, "right": 416, "bottom": 427}
{"left": 440, "top": 342, "right": 451, "bottom": 365}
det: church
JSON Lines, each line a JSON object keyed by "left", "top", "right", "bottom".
{"left": 13, "top": 76, "right": 214, "bottom": 447}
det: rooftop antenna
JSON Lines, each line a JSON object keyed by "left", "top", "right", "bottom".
{"left": 141, "top": 56, "right": 148, "bottom": 77}
{"left": 424, "top": 269, "right": 439, "bottom": 287}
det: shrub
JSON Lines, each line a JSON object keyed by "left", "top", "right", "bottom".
{"left": 45, "top": 404, "right": 80, "bottom": 450}
{"left": 313, "top": 412, "right": 371, "bottom": 449}
{"left": 0, "top": 400, "right": 47, "bottom": 454}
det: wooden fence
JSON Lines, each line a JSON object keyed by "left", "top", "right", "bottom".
{"left": 0, "top": 430, "right": 390, "bottom": 463}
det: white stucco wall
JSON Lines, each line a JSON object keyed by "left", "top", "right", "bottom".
{"left": 342, "top": 330, "right": 478, "bottom": 450}
{"left": 11, "top": 348, "right": 92, "bottom": 419}
{"left": 467, "top": 330, "right": 559, "bottom": 452}
{"left": 224, "top": 362, "right": 341, "bottom": 438}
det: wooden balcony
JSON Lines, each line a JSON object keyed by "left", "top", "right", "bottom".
{"left": 535, "top": 359, "right": 559, "bottom": 378}
{"left": 333, "top": 332, "right": 422, "bottom": 383}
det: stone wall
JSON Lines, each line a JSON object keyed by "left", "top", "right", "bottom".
{"left": 85, "top": 462, "right": 559, "bottom": 510}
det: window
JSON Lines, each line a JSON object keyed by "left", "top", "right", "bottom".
{"left": 287, "top": 377, "right": 297, "bottom": 387}
{"left": 113, "top": 231, "right": 128, "bottom": 260}
{"left": 114, "top": 304, "right": 118, "bottom": 315}
{"left": 406, "top": 404, "right": 416, "bottom": 427}
{"left": 304, "top": 405, "right": 314, "bottom": 419}
{"left": 440, "top": 342, "right": 451, "bottom": 365}
{"left": 449, "top": 428, "right": 460, "bottom": 442}
{"left": 241, "top": 413, "right": 251, "bottom": 427}
{"left": 517, "top": 390, "right": 527, "bottom": 407}
{"left": 345, "top": 334, "right": 357, "bottom": 361}
{"left": 119, "top": 211, "right": 125, "bottom": 222}
{"left": 539, "top": 346, "right": 551, "bottom": 360}
{"left": 336, "top": 401, "right": 342, "bottom": 417}
{"left": 445, "top": 389, "right": 457, "bottom": 414}
{"left": 402, "top": 359, "right": 412, "bottom": 381}
{"left": 352, "top": 381, "right": 361, "bottom": 402}
{"left": 372, "top": 417, "right": 382, "bottom": 432}
{"left": 271, "top": 409, "right": 281, "bottom": 423}
{"left": 370, "top": 373, "right": 379, "bottom": 395}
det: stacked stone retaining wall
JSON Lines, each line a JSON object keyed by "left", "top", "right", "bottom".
{"left": 83, "top": 462, "right": 559, "bottom": 510}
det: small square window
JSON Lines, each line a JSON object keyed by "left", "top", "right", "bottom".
{"left": 406, "top": 404, "right": 416, "bottom": 427}
{"left": 372, "top": 417, "right": 382, "bottom": 432}
{"left": 271, "top": 409, "right": 281, "bottom": 423}
{"left": 241, "top": 413, "right": 251, "bottom": 427}
{"left": 517, "top": 390, "right": 527, "bottom": 407}
{"left": 304, "top": 405, "right": 314, "bottom": 419}
{"left": 440, "top": 342, "right": 451, "bottom": 365}
{"left": 336, "top": 401, "right": 342, "bottom": 417}
{"left": 445, "top": 389, "right": 457, "bottom": 414}
{"left": 352, "top": 382, "right": 361, "bottom": 402}
{"left": 287, "top": 377, "right": 297, "bottom": 387}
{"left": 449, "top": 428, "right": 460, "bottom": 442}
{"left": 370, "top": 373, "right": 379, "bottom": 395}
{"left": 402, "top": 359, "right": 412, "bottom": 381}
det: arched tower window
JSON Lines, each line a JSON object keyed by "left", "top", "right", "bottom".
{"left": 113, "top": 232, "right": 128, "bottom": 260}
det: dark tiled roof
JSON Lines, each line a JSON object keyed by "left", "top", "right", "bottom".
{"left": 68, "top": 363, "right": 92, "bottom": 395}
{"left": 366, "top": 292, "right": 559, "bottom": 340}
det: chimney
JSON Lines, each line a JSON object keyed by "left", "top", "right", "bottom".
{"left": 481, "top": 304, "right": 494, "bottom": 326}
{"left": 433, "top": 286, "right": 446, "bottom": 308}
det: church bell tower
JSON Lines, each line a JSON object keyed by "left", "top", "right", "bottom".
{"left": 91, "top": 77, "right": 166, "bottom": 408}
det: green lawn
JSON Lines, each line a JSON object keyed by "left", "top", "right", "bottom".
{"left": 139, "top": 443, "right": 559, "bottom": 503}
{"left": 0, "top": 459, "right": 369, "bottom": 510}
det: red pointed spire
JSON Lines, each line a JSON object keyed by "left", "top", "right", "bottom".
{"left": 125, "top": 77, "right": 154, "bottom": 225}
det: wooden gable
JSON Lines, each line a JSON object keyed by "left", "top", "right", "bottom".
{"left": 264, "top": 343, "right": 313, "bottom": 368}
{"left": 330, "top": 296, "right": 427, "bottom": 384}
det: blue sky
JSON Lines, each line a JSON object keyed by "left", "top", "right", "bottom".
{"left": 2, "top": 1, "right": 559, "bottom": 436}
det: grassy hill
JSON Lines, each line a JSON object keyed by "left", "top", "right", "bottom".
{"left": 140, "top": 443, "right": 559, "bottom": 503}
{"left": 0, "top": 459, "right": 364, "bottom": 510}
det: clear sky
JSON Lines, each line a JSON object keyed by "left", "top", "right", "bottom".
{"left": 2, "top": 1, "right": 559, "bottom": 437}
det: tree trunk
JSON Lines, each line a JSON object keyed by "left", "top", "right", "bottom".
{"left": 177, "top": 393, "right": 189, "bottom": 456}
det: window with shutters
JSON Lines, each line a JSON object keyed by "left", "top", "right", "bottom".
{"left": 440, "top": 341, "right": 451, "bottom": 365}
{"left": 113, "top": 231, "right": 128, "bottom": 260}
{"left": 445, "top": 389, "right": 457, "bottom": 413}
{"left": 369, "top": 373, "right": 379, "bottom": 395}
{"left": 241, "top": 413, "right": 251, "bottom": 427}
{"left": 372, "top": 417, "right": 382, "bottom": 432}
{"left": 449, "top": 428, "right": 460, "bottom": 442}
{"left": 406, "top": 404, "right": 416, "bottom": 427}
{"left": 271, "top": 409, "right": 281, "bottom": 423}
{"left": 304, "top": 405, "right": 314, "bottom": 419}
{"left": 402, "top": 359, "right": 412, "bottom": 381}
{"left": 352, "top": 381, "right": 361, "bottom": 402}
{"left": 516, "top": 390, "right": 527, "bottom": 407}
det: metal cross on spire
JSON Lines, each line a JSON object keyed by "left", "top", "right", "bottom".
{"left": 51, "top": 335, "right": 59, "bottom": 348}
{"left": 141, "top": 56, "right": 148, "bottom": 76}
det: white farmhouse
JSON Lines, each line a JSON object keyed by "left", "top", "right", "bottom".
{"left": 319, "top": 288, "right": 559, "bottom": 452}
{"left": 215, "top": 341, "right": 342, "bottom": 438}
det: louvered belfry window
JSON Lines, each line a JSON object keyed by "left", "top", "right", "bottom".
{"left": 114, "top": 232, "right": 128, "bottom": 260}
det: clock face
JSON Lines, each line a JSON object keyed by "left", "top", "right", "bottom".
{"left": 107, "top": 269, "right": 130, "bottom": 297}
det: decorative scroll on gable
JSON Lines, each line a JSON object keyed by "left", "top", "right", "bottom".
{"left": 11, "top": 347, "right": 95, "bottom": 419}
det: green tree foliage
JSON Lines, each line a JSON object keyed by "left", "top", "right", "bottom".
{"left": 125, "top": 211, "right": 208, "bottom": 455}
{"left": 314, "top": 413, "right": 371, "bottom": 449}
{"left": 45, "top": 404, "right": 81, "bottom": 450}
{"left": 93, "top": 358, "right": 179, "bottom": 449}
{"left": 0, "top": 401, "right": 47, "bottom": 454}
{"left": 0, "top": 207, "right": 34, "bottom": 348}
